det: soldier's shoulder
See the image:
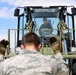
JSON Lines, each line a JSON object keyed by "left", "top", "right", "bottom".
{"left": 41, "top": 54, "right": 56, "bottom": 62}
{"left": 1, "top": 54, "right": 21, "bottom": 65}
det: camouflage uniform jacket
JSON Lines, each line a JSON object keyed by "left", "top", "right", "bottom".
{"left": 0, "top": 49, "right": 69, "bottom": 75}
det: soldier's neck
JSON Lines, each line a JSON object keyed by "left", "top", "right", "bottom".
{"left": 0, "top": 54, "right": 5, "bottom": 60}
{"left": 24, "top": 45, "right": 37, "bottom": 51}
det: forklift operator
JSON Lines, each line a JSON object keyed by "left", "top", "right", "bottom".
{"left": 39, "top": 17, "right": 53, "bottom": 37}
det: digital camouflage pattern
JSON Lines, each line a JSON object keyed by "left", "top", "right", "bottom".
{"left": 0, "top": 49, "right": 69, "bottom": 75}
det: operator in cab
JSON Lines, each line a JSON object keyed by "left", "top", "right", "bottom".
{"left": 39, "top": 17, "right": 53, "bottom": 37}
{"left": 0, "top": 32, "right": 69, "bottom": 75}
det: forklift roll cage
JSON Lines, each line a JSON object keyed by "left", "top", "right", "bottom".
{"left": 14, "top": 6, "right": 76, "bottom": 47}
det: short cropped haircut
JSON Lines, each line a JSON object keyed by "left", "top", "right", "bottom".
{"left": 0, "top": 39, "right": 9, "bottom": 55}
{"left": 22, "top": 32, "right": 40, "bottom": 47}
{"left": 49, "top": 36, "right": 58, "bottom": 45}
{"left": 0, "top": 44, "right": 6, "bottom": 55}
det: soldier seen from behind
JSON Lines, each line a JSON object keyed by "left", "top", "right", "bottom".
{"left": 0, "top": 32, "right": 69, "bottom": 75}
{"left": 0, "top": 39, "right": 9, "bottom": 63}
{"left": 49, "top": 36, "right": 69, "bottom": 75}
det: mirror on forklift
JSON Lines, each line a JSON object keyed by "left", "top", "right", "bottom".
{"left": 14, "top": 8, "right": 20, "bottom": 17}
{"left": 71, "top": 8, "right": 76, "bottom": 15}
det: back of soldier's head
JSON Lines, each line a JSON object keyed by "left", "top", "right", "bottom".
{"left": 0, "top": 44, "right": 6, "bottom": 55}
{"left": 49, "top": 36, "right": 60, "bottom": 53}
{"left": 0, "top": 39, "right": 9, "bottom": 55}
{"left": 22, "top": 32, "right": 40, "bottom": 47}
{"left": 49, "top": 36, "right": 58, "bottom": 45}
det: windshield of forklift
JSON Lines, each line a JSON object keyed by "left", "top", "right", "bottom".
{"left": 32, "top": 17, "right": 60, "bottom": 37}
{"left": 30, "top": 7, "right": 60, "bottom": 37}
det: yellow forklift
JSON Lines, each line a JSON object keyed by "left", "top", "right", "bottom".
{"left": 7, "top": 6, "right": 76, "bottom": 75}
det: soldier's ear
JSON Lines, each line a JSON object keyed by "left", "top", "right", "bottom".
{"left": 20, "top": 44, "right": 24, "bottom": 50}
{"left": 37, "top": 44, "right": 42, "bottom": 51}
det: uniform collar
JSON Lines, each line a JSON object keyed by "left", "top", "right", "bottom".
{"left": 20, "top": 49, "right": 39, "bottom": 54}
